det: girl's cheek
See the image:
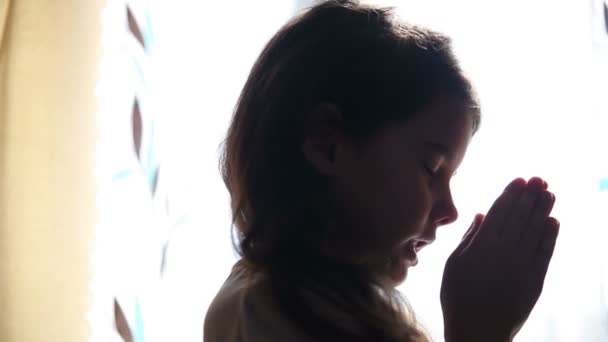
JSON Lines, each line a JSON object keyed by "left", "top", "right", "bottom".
{"left": 402, "top": 186, "right": 433, "bottom": 234}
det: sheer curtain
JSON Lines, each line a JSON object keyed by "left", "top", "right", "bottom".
{"left": 94, "top": 1, "right": 608, "bottom": 341}
{"left": 94, "top": 1, "right": 294, "bottom": 341}
{"left": 147, "top": 2, "right": 294, "bottom": 341}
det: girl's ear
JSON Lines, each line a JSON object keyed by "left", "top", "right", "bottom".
{"left": 301, "top": 103, "right": 343, "bottom": 176}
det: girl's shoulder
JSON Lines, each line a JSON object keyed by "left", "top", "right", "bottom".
{"left": 203, "top": 260, "right": 313, "bottom": 342}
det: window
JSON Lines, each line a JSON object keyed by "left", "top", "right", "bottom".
{"left": 93, "top": 1, "right": 608, "bottom": 341}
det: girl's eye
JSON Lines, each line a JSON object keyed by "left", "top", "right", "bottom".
{"left": 423, "top": 163, "right": 438, "bottom": 177}
{"left": 422, "top": 154, "right": 444, "bottom": 178}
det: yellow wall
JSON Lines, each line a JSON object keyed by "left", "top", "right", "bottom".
{"left": 0, "top": 0, "right": 105, "bottom": 341}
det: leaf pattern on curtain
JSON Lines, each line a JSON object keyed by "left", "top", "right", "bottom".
{"left": 113, "top": 2, "right": 164, "bottom": 342}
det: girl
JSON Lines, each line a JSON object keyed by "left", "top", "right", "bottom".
{"left": 204, "top": 1, "right": 560, "bottom": 341}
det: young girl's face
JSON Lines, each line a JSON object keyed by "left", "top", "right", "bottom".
{"left": 329, "top": 97, "right": 474, "bottom": 286}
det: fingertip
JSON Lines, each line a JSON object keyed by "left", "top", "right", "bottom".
{"left": 546, "top": 192, "right": 557, "bottom": 213}
{"left": 544, "top": 217, "right": 560, "bottom": 240}
{"left": 528, "top": 177, "right": 545, "bottom": 191}
{"left": 546, "top": 216, "right": 559, "bottom": 228}
{"left": 553, "top": 218, "right": 560, "bottom": 233}
{"left": 542, "top": 191, "right": 556, "bottom": 208}
{"left": 505, "top": 177, "right": 526, "bottom": 193}
{"left": 533, "top": 177, "right": 549, "bottom": 190}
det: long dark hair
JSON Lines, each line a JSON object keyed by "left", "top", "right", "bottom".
{"left": 220, "top": 1, "right": 480, "bottom": 340}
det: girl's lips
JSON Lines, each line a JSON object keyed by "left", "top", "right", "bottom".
{"left": 387, "top": 238, "right": 434, "bottom": 282}
{"left": 404, "top": 243, "right": 419, "bottom": 266}
{"left": 393, "top": 243, "right": 418, "bottom": 268}
{"left": 412, "top": 237, "right": 434, "bottom": 252}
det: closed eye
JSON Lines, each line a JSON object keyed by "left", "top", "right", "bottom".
{"left": 422, "top": 163, "right": 438, "bottom": 177}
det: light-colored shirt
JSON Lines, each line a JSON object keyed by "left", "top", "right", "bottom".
{"left": 204, "top": 261, "right": 314, "bottom": 342}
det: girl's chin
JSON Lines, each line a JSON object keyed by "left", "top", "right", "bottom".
{"left": 387, "top": 258, "right": 409, "bottom": 286}
{"left": 385, "top": 247, "right": 418, "bottom": 286}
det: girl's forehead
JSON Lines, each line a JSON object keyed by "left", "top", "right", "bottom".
{"left": 407, "top": 100, "right": 474, "bottom": 139}
{"left": 398, "top": 101, "right": 474, "bottom": 165}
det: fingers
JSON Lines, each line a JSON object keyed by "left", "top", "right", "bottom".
{"left": 462, "top": 214, "right": 484, "bottom": 241}
{"left": 452, "top": 214, "right": 484, "bottom": 256}
{"left": 501, "top": 177, "right": 545, "bottom": 240}
{"left": 521, "top": 190, "right": 555, "bottom": 248}
{"left": 474, "top": 178, "right": 526, "bottom": 243}
{"left": 534, "top": 217, "right": 560, "bottom": 279}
